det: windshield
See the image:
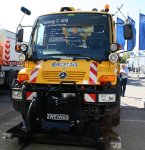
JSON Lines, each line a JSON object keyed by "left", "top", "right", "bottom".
{"left": 30, "top": 13, "right": 111, "bottom": 60}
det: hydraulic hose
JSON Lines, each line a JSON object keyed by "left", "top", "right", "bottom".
{"left": 26, "top": 98, "right": 37, "bottom": 130}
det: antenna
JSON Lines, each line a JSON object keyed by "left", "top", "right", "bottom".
{"left": 18, "top": 13, "right": 26, "bottom": 27}
{"left": 113, "top": 4, "right": 128, "bottom": 22}
{"left": 113, "top": 4, "right": 123, "bottom": 16}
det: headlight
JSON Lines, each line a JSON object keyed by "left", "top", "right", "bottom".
{"left": 110, "top": 43, "right": 118, "bottom": 52}
{"left": 98, "top": 94, "right": 116, "bottom": 102}
{"left": 18, "top": 53, "right": 25, "bottom": 62}
{"left": 20, "top": 44, "right": 28, "bottom": 52}
{"left": 109, "top": 53, "right": 118, "bottom": 63}
{"left": 12, "top": 90, "right": 22, "bottom": 100}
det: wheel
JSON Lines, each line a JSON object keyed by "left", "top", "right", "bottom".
{"left": 6, "top": 70, "right": 17, "bottom": 89}
{"left": 98, "top": 115, "right": 112, "bottom": 129}
{"left": 18, "top": 137, "right": 23, "bottom": 144}
{"left": 18, "top": 136, "right": 31, "bottom": 145}
{"left": 97, "top": 142, "right": 109, "bottom": 150}
{"left": 21, "top": 114, "right": 29, "bottom": 129}
{"left": 112, "top": 113, "right": 120, "bottom": 126}
{"left": 26, "top": 101, "right": 41, "bottom": 131}
{"left": 97, "top": 129, "right": 110, "bottom": 150}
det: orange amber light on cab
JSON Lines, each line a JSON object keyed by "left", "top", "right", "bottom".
{"left": 105, "top": 4, "right": 109, "bottom": 12}
{"left": 15, "top": 45, "right": 21, "bottom": 52}
{"left": 17, "top": 74, "right": 29, "bottom": 83}
{"left": 99, "top": 75, "right": 115, "bottom": 82}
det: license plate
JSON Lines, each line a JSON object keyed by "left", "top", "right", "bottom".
{"left": 47, "top": 113, "right": 69, "bottom": 121}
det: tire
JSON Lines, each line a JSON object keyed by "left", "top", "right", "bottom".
{"left": 18, "top": 134, "right": 31, "bottom": 145}
{"left": 26, "top": 100, "right": 41, "bottom": 131}
{"left": 98, "top": 115, "right": 112, "bottom": 129}
{"left": 97, "top": 129, "right": 110, "bottom": 150}
{"left": 97, "top": 142, "right": 109, "bottom": 150}
{"left": 6, "top": 70, "right": 17, "bottom": 89}
{"left": 112, "top": 113, "right": 120, "bottom": 126}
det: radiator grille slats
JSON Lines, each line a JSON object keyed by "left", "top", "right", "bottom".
{"left": 42, "top": 71, "right": 85, "bottom": 82}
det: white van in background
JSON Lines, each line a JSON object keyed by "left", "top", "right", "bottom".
{"left": 126, "top": 56, "right": 145, "bottom": 73}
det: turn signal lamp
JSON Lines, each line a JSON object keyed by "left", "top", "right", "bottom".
{"left": 15, "top": 45, "right": 21, "bottom": 52}
{"left": 99, "top": 75, "right": 115, "bottom": 82}
{"left": 118, "top": 44, "right": 122, "bottom": 50}
{"left": 15, "top": 44, "right": 28, "bottom": 53}
{"left": 17, "top": 74, "right": 29, "bottom": 83}
{"left": 105, "top": 4, "right": 109, "bottom": 12}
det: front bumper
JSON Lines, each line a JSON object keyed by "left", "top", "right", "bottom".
{"left": 11, "top": 82, "right": 121, "bottom": 115}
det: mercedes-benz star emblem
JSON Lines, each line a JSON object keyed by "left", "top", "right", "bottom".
{"left": 59, "top": 72, "right": 67, "bottom": 79}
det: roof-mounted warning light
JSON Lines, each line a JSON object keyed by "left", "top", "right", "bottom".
{"left": 92, "top": 8, "right": 98, "bottom": 11}
{"left": 60, "top": 7, "right": 75, "bottom": 12}
{"left": 105, "top": 4, "right": 109, "bottom": 12}
{"left": 100, "top": 9, "right": 105, "bottom": 12}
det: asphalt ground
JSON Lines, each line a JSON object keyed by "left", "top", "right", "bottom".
{"left": 114, "top": 72, "right": 145, "bottom": 150}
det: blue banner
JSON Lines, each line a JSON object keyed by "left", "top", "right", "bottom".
{"left": 139, "top": 13, "right": 145, "bottom": 50}
{"left": 116, "top": 17, "right": 125, "bottom": 50}
{"left": 127, "top": 16, "right": 136, "bottom": 51}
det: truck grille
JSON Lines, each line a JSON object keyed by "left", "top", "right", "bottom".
{"left": 42, "top": 71, "right": 85, "bottom": 82}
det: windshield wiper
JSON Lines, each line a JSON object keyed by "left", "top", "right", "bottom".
{"left": 42, "top": 57, "right": 61, "bottom": 61}
{"left": 42, "top": 53, "right": 79, "bottom": 60}
{"left": 85, "top": 57, "right": 101, "bottom": 63}
{"left": 41, "top": 53, "right": 101, "bottom": 63}
{"left": 70, "top": 54, "right": 101, "bottom": 63}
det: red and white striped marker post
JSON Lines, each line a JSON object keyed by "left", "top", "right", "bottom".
{"left": 26, "top": 61, "right": 42, "bottom": 100}
{"left": 84, "top": 62, "right": 98, "bottom": 102}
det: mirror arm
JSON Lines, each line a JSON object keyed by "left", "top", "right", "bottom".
{"left": 117, "top": 50, "right": 133, "bottom": 54}
{"left": 18, "top": 14, "right": 26, "bottom": 28}
{"left": 20, "top": 25, "right": 33, "bottom": 28}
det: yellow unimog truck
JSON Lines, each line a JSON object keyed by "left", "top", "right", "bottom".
{"left": 8, "top": 6, "right": 132, "bottom": 150}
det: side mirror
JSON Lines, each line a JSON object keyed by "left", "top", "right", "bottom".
{"left": 21, "top": 7, "right": 31, "bottom": 15}
{"left": 16, "top": 7, "right": 31, "bottom": 43}
{"left": 17, "top": 29, "right": 24, "bottom": 42}
{"left": 123, "top": 23, "right": 133, "bottom": 40}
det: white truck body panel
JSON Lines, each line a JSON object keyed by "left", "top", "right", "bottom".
{"left": 0, "top": 28, "right": 24, "bottom": 87}
{"left": 126, "top": 58, "right": 133, "bottom": 69}
{"left": 132, "top": 57, "right": 145, "bottom": 68}
{"left": 127, "top": 57, "right": 145, "bottom": 68}
{"left": 2, "top": 30, "right": 20, "bottom": 62}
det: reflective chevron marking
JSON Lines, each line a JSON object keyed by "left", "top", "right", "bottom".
{"left": 4, "top": 40, "right": 10, "bottom": 61}
{"left": 26, "top": 92, "right": 36, "bottom": 101}
{"left": 3, "top": 61, "right": 24, "bottom": 66}
{"left": 29, "top": 61, "right": 42, "bottom": 83}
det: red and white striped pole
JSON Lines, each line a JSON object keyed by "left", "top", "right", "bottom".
{"left": 84, "top": 62, "right": 98, "bottom": 102}
{"left": 26, "top": 61, "right": 42, "bottom": 100}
